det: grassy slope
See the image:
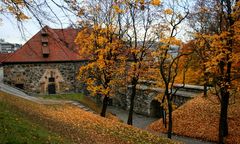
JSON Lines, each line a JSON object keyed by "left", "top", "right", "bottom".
{"left": 0, "top": 99, "right": 70, "bottom": 144}
{"left": 42, "top": 93, "right": 102, "bottom": 113}
{"left": 0, "top": 92, "right": 177, "bottom": 144}
{"left": 148, "top": 94, "right": 240, "bottom": 143}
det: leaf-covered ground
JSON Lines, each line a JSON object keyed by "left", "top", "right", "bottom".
{"left": 0, "top": 92, "right": 177, "bottom": 144}
{"left": 0, "top": 99, "right": 70, "bottom": 144}
{"left": 147, "top": 94, "right": 240, "bottom": 143}
{"left": 42, "top": 93, "right": 102, "bottom": 113}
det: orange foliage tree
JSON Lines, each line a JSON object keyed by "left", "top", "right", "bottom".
{"left": 152, "top": 0, "right": 190, "bottom": 138}
{"left": 73, "top": 0, "right": 127, "bottom": 117}
{"left": 188, "top": 0, "right": 222, "bottom": 97}
{"left": 190, "top": 0, "right": 240, "bottom": 143}
{"left": 76, "top": 25, "right": 126, "bottom": 117}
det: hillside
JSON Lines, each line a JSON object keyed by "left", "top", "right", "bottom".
{"left": 0, "top": 91, "right": 176, "bottom": 144}
{"left": 147, "top": 94, "right": 240, "bottom": 143}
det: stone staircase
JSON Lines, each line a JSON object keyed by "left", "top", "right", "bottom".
{"left": 71, "top": 101, "right": 96, "bottom": 114}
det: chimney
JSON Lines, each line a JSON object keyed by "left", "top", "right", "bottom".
{"left": 41, "top": 30, "right": 50, "bottom": 58}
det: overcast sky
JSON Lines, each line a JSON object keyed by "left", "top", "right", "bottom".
{"left": 0, "top": 0, "right": 192, "bottom": 45}
{"left": 0, "top": 16, "right": 39, "bottom": 44}
{"left": 0, "top": 0, "right": 77, "bottom": 44}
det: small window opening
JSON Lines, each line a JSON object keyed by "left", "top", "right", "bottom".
{"left": 49, "top": 77, "right": 55, "bottom": 82}
{"left": 42, "top": 42, "right": 48, "bottom": 46}
{"left": 15, "top": 84, "right": 24, "bottom": 89}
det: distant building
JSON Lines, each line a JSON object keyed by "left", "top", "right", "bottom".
{"left": 0, "top": 39, "right": 21, "bottom": 53}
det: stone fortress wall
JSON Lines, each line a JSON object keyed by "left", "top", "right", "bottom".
{"left": 3, "top": 62, "right": 86, "bottom": 95}
{"left": 3, "top": 62, "right": 204, "bottom": 117}
{"left": 113, "top": 81, "right": 205, "bottom": 117}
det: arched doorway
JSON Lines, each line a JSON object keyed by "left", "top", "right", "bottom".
{"left": 39, "top": 69, "right": 64, "bottom": 94}
{"left": 48, "top": 84, "right": 56, "bottom": 94}
{"left": 150, "top": 100, "right": 163, "bottom": 118}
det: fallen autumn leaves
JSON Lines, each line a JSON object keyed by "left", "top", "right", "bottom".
{"left": 0, "top": 92, "right": 176, "bottom": 144}
{"left": 148, "top": 94, "right": 240, "bottom": 144}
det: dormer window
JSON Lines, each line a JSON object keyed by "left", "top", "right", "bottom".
{"left": 41, "top": 30, "right": 49, "bottom": 58}
{"left": 43, "top": 53, "right": 49, "bottom": 58}
{"left": 42, "top": 35, "right": 48, "bottom": 46}
{"left": 42, "top": 46, "right": 50, "bottom": 58}
{"left": 42, "top": 42, "right": 48, "bottom": 46}
{"left": 41, "top": 30, "right": 48, "bottom": 37}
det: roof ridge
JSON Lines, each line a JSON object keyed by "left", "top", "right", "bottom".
{"left": 47, "top": 27, "right": 73, "bottom": 59}
{"left": 51, "top": 28, "right": 82, "bottom": 57}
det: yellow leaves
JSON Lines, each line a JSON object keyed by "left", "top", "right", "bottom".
{"left": 134, "top": 0, "right": 144, "bottom": 4}
{"left": 97, "top": 58, "right": 106, "bottom": 70}
{"left": 139, "top": 0, "right": 145, "bottom": 5}
{"left": 193, "top": 23, "right": 240, "bottom": 92}
{"left": 232, "top": 1, "right": 240, "bottom": 20}
{"left": 151, "top": 0, "right": 161, "bottom": 6}
{"left": 97, "top": 36, "right": 108, "bottom": 46}
{"left": 160, "top": 37, "right": 181, "bottom": 46}
{"left": 17, "top": 12, "right": 29, "bottom": 20}
{"left": 7, "top": 6, "right": 29, "bottom": 20}
{"left": 154, "top": 94, "right": 164, "bottom": 102}
{"left": 2, "top": 0, "right": 30, "bottom": 21}
{"left": 1, "top": 92, "right": 171, "bottom": 144}
{"left": 81, "top": 73, "right": 112, "bottom": 96}
{"left": 7, "top": 5, "right": 15, "bottom": 12}
{"left": 113, "top": 5, "right": 124, "bottom": 14}
{"left": 151, "top": 51, "right": 159, "bottom": 57}
{"left": 75, "top": 25, "right": 126, "bottom": 98}
{"left": 164, "top": 8, "right": 173, "bottom": 15}
{"left": 130, "top": 49, "right": 140, "bottom": 54}
{"left": 199, "top": 7, "right": 209, "bottom": 13}
{"left": 77, "top": 8, "right": 85, "bottom": 16}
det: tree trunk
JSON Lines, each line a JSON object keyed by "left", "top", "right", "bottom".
{"left": 161, "top": 106, "right": 167, "bottom": 128}
{"left": 100, "top": 96, "right": 109, "bottom": 117}
{"left": 167, "top": 97, "right": 173, "bottom": 139}
{"left": 203, "top": 83, "right": 208, "bottom": 97}
{"left": 203, "top": 69, "right": 208, "bottom": 97}
{"left": 127, "top": 80, "right": 137, "bottom": 125}
{"left": 218, "top": 90, "right": 229, "bottom": 144}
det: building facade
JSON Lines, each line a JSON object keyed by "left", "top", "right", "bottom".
{"left": 2, "top": 26, "right": 86, "bottom": 95}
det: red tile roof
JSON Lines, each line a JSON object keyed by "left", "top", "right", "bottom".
{"left": 3, "top": 26, "right": 84, "bottom": 63}
{"left": 0, "top": 53, "right": 11, "bottom": 63}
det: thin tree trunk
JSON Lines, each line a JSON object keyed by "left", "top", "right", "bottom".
{"left": 218, "top": 90, "right": 229, "bottom": 144}
{"left": 167, "top": 97, "right": 173, "bottom": 139}
{"left": 161, "top": 106, "right": 167, "bottom": 128}
{"left": 127, "top": 81, "right": 137, "bottom": 125}
{"left": 203, "top": 69, "right": 208, "bottom": 97}
{"left": 203, "top": 83, "right": 208, "bottom": 97}
{"left": 100, "top": 96, "right": 109, "bottom": 117}
{"left": 218, "top": 0, "right": 232, "bottom": 141}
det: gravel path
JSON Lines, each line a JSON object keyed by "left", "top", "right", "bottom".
{"left": 107, "top": 107, "right": 216, "bottom": 144}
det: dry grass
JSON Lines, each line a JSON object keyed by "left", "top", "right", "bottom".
{"left": 0, "top": 91, "right": 176, "bottom": 144}
{"left": 147, "top": 93, "right": 240, "bottom": 143}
